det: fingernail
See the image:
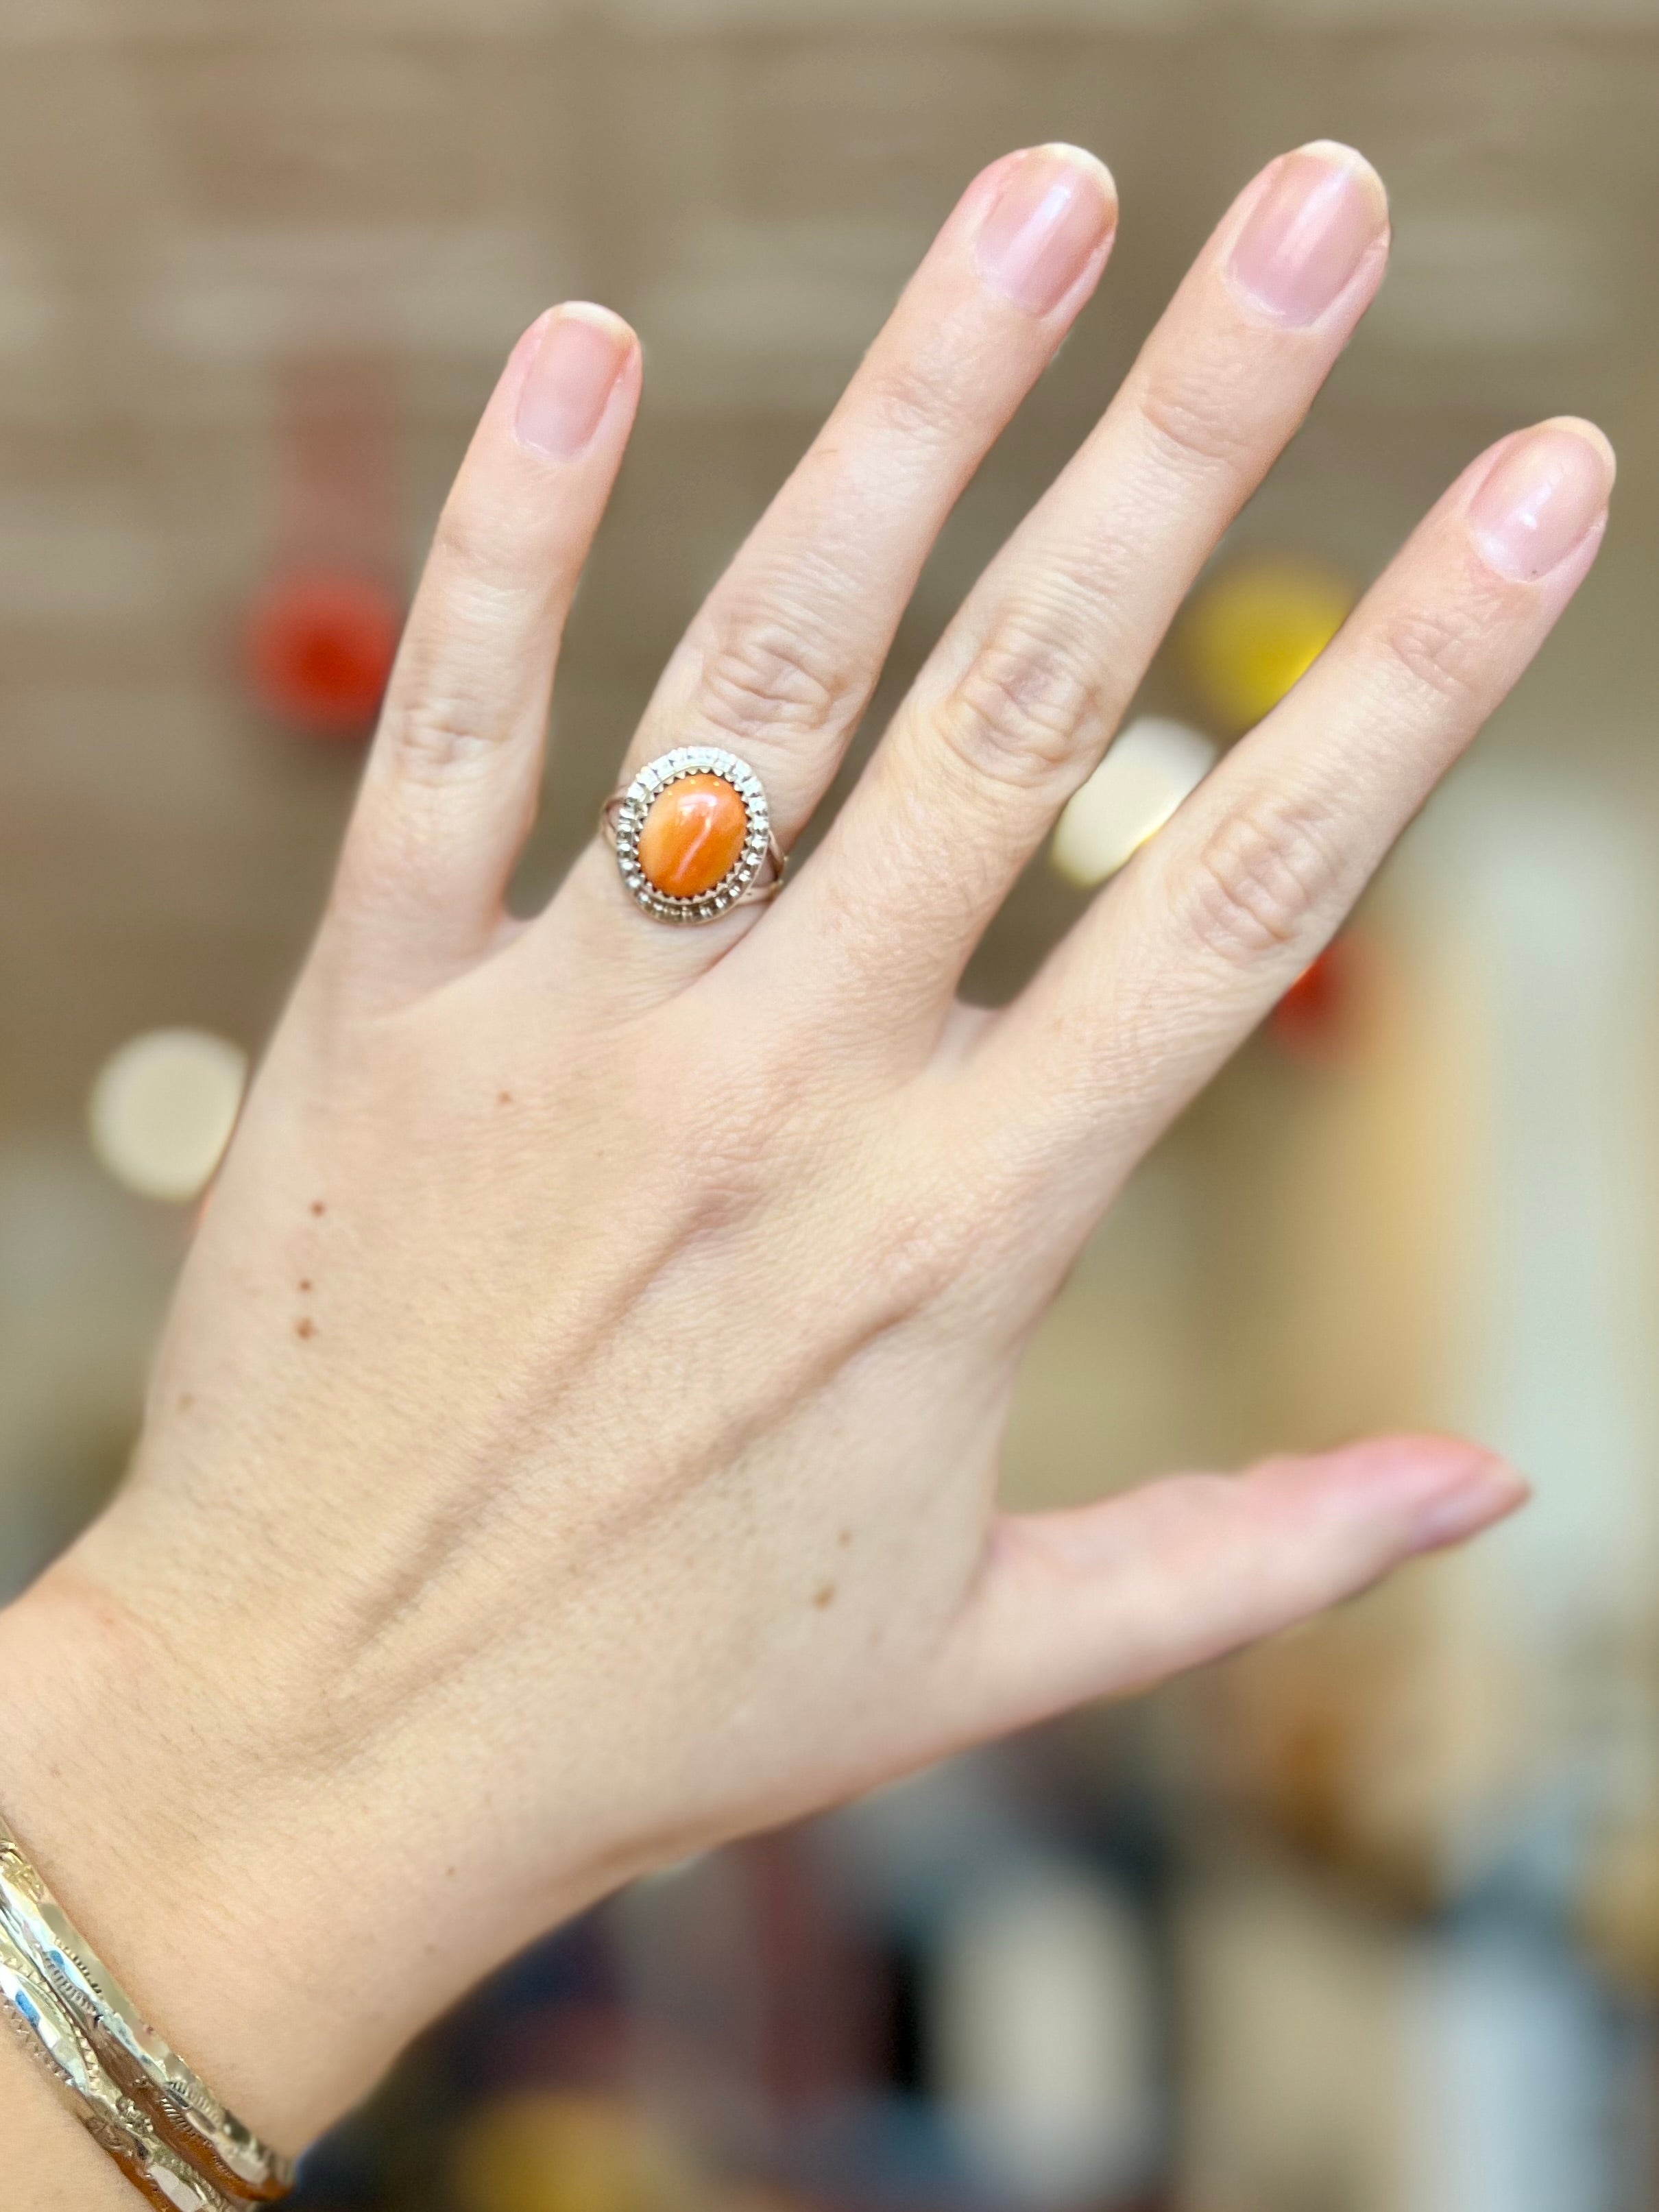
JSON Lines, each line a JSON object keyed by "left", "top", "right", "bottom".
{"left": 513, "top": 304, "right": 633, "bottom": 461}
{"left": 1468, "top": 419, "right": 1616, "bottom": 582}
{"left": 1400, "top": 1448, "right": 1531, "bottom": 1557}
{"left": 974, "top": 144, "right": 1117, "bottom": 317}
{"left": 1226, "top": 141, "right": 1388, "bottom": 326}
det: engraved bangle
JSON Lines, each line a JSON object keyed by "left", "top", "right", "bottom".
{"left": 0, "top": 1919, "right": 239, "bottom": 2211}
{"left": 0, "top": 1812, "right": 294, "bottom": 2202}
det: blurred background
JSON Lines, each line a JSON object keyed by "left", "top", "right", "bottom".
{"left": 3, "top": 1, "right": 1659, "bottom": 2207}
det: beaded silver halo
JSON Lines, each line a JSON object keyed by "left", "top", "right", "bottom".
{"left": 602, "top": 745, "right": 782, "bottom": 924}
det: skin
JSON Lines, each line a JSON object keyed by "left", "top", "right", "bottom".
{"left": 0, "top": 140, "right": 1613, "bottom": 2202}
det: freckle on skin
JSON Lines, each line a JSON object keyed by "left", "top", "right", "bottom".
{"left": 498, "top": 1092, "right": 513, "bottom": 1106}
{"left": 295, "top": 1317, "right": 316, "bottom": 1341}
{"left": 311, "top": 1201, "right": 326, "bottom": 1217}
{"left": 812, "top": 1583, "right": 836, "bottom": 1609}
{"left": 178, "top": 1393, "right": 195, "bottom": 1412}
{"left": 298, "top": 1279, "right": 312, "bottom": 1294}
{"left": 838, "top": 1529, "right": 851, "bottom": 1548}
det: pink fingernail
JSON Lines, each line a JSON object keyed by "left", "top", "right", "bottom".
{"left": 1226, "top": 141, "right": 1388, "bottom": 327}
{"left": 1468, "top": 420, "right": 1616, "bottom": 581}
{"left": 1396, "top": 1447, "right": 1531, "bottom": 1557}
{"left": 973, "top": 144, "right": 1117, "bottom": 317}
{"left": 513, "top": 305, "right": 633, "bottom": 461}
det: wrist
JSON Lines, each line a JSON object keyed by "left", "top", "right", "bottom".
{"left": 0, "top": 1524, "right": 627, "bottom": 2163}
{"left": 0, "top": 1559, "right": 362, "bottom": 2156}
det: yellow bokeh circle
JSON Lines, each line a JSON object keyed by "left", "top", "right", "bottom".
{"left": 1179, "top": 556, "right": 1357, "bottom": 734}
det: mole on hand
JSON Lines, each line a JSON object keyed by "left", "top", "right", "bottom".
{"left": 295, "top": 1317, "right": 316, "bottom": 1341}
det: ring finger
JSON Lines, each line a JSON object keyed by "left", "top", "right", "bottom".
{"left": 550, "top": 143, "right": 1118, "bottom": 958}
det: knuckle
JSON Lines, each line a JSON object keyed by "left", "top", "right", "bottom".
{"left": 1136, "top": 365, "right": 1258, "bottom": 479}
{"left": 865, "top": 348, "right": 977, "bottom": 448}
{"left": 1378, "top": 602, "right": 1486, "bottom": 708}
{"left": 693, "top": 608, "right": 860, "bottom": 749}
{"left": 853, "top": 1187, "right": 974, "bottom": 1323}
{"left": 1179, "top": 793, "right": 1346, "bottom": 967}
{"left": 382, "top": 694, "right": 499, "bottom": 785}
{"left": 936, "top": 616, "right": 1106, "bottom": 793}
{"left": 430, "top": 499, "right": 488, "bottom": 576}
{"left": 428, "top": 492, "right": 542, "bottom": 601}
{"left": 427, "top": 506, "right": 512, "bottom": 606}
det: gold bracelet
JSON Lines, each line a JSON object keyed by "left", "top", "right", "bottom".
{"left": 0, "top": 1812, "right": 294, "bottom": 2205}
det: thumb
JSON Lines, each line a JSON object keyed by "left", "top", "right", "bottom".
{"left": 931, "top": 1435, "right": 1527, "bottom": 1747}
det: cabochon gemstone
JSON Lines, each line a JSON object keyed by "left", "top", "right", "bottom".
{"left": 636, "top": 772, "right": 750, "bottom": 899}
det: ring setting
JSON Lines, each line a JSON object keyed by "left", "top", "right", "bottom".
{"left": 602, "top": 747, "right": 786, "bottom": 924}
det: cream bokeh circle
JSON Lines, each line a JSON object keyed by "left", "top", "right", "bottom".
{"left": 1052, "top": 717, "right": 1218, "bottom": 887}
{"left": 88, "top": 1029, "right": 247, "bottom": 1202}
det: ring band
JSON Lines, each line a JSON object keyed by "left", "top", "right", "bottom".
{"left": 601, "top": 747, "right": 786, "bottom": 924}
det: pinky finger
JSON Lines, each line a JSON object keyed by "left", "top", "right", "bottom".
{"left": 928, "top": 1436, "right": 1527, "bottom": 1746}
{"left": 973, "top": 417, "right": 1614, "bottom": 1213}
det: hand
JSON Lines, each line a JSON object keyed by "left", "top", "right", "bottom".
{"left": 0, "top": 139, "right": 1607, "bottom": 2174}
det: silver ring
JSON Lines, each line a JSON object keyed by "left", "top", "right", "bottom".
{"left": 600, "top": 747, "right": 786, "bottom": 924}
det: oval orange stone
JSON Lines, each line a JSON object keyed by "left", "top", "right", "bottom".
{"left": 637, "top": 773, "right": 749, "bottom": 899}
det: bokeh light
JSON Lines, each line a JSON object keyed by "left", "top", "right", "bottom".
{"left": 1178, "top": 555, "right": 1356, "bottom": 733}
{"left": 245, "top": 568, "right": 402, "bottom": 738}
{"left": 87, "top": 1030, "right": 247, "bottom": 1203}
{"left": 1050, "top": 715, "right": 1218, "bottom": 887}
